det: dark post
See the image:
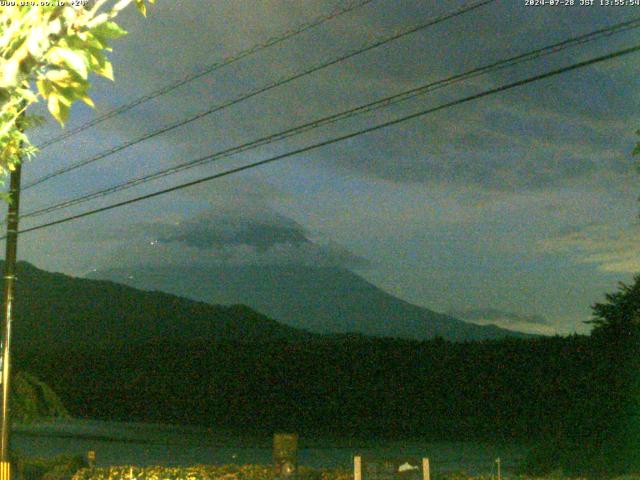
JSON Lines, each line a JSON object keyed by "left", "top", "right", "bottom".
{"left": 0, "top": 162, "right": 22, "bottom": 480}
{"left": 273, "top": 433, "right": 298, "bottom": 479}
{"left": 87, "top": 450, "right": 96, "bottom": 468}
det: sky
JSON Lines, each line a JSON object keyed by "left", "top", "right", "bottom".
{"left": 8, "top": 0, "right": 640, "bottom": 335}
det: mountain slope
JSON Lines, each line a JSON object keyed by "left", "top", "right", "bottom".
{"left": 91, "top": 265, "right": 530, "bottom": 340}
{"left": 5, "top": 261, "right": 312, "bottom": 348}
{"left": 12, "top": 371, "right": 69, "bottom": 423}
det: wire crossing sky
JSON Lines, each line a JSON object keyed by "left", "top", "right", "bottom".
{"left": 24, "top": 0, "right": 495, "bottom": 190}
{"left": 19, "top": 16, "right": 640, "bottom": 221}
{"left": 15, "top": 41, "right": 640, "bottom": 237}
{"left": 34, "top": 0, "right": 379, "bottom": 151}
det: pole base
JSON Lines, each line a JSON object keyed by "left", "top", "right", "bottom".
{"left": 0, "top": 460, "right": 10, "bottom": 480}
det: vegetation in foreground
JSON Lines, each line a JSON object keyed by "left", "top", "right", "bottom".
{"left": 71, "top": 465, "right": 343, "bottom": 480}
{"left": 12, "top": 371, "right": 69, "bottom": 424}
{"left": 12, "top": 453, "right": 86, "bottom": 480}
{"left": 67, "top": 464, "right": 640, "bottom": 480}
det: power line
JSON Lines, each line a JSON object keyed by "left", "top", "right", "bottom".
{"left": 34, "top": 0, "right": 377, "bottom": 151}
{"left": 20, "top": 17, "right": 640, "bottom": 220}
{"left": 24, "top": 0, "right": 495, "bottom": 190}
{"left": 13, "top": 42, "right": 640, "bottom": 237}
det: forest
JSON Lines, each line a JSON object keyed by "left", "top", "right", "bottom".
{"left": 13, "top": 275, "right": 640, "bottom": 476}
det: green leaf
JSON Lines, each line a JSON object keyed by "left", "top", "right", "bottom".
{"left": 53, "top": 87, "right": 74, "bottom": 107}
{"left": 86, "top": 47, "right": 107, "bottom": 69}
{"left": 86, "top": 13, "right": 110, "bottom": 29}
{"left": 25, "top": 26, "right": 47, "bottom": 57}
{"left": 79, "top": 94, "right": 95, "bottom": 108}
{"left": 112, "top": 0, "right": 134, "bottom": 13}
{"left": 94, "top": 60, "right": 114, "bottom": 81}
{"left": 92, "top": 21, "right": 128, "bottom": 40}
{"left": 47, "top": 93, "right": 69, "bottom": 125}
{"left": 21, "top": 114, "right": 45, "bottom": 129}
{"left": 45, "top": 69, "right": 77, "bottom": 87}
{"left": 0, "top": 59, "right": 20, "bottom": 89}
{"left": 78, "top": 31, "right": 108, "bottom": 51}
{"left": 47, "top": 47, "right": 88, "bottom": 79}
{"left": 48, "top": 18, "right": 62, "bottom": 36}
{"left": 135, "top": 0, "right": 147, "bottom": 17}
{"left": 16, "top": 87, "right": 37, "bottom": 104}
{"left": 36, "top": 77, "right": 53, "bottom": 98}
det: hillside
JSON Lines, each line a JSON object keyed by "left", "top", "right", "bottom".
{"left": 90, "top": 265, "right": 531, "bottom": 340}
{"left": 4, "top": 261, "right": 312, "bottom": 349}
{"left": 12, "top": 371, "right": 69, "bottom": 424}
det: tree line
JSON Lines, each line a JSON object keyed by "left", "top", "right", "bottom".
{"left": 13, "top": 276, "right": 640, "bottom": 476}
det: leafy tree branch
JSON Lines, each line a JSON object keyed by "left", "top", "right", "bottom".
{"left": 0, "top": 0, "right": 154, "bottom": 180}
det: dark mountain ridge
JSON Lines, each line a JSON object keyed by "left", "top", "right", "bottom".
{"left": 4, "top": 261, "right": 313, "bottom": 348}
{"left": 89, "top": 264, "right": 532, "bottom": 340}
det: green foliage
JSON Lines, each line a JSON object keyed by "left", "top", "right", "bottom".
{"left": 521, "top": 277, "right": 640, "bottom": 477}
{"left": 0, "top": 0, "right": 154, "bottom": 180}
{"left": 12, "top": 452, "right": 87, "bottom": 480}
{"left": 520, "top": 437, "right": 604, "bottom": 478}
{"left": 9, "top": 460, "right": 638, "bottom": 480}
{"left": 71, "top": 465, "right": 339, "bottom": 480}
{"left": 66, "top": 465, "right": 605, "bottom": 480}
{"left": 11, "top": 371, "right": 69, "bottom": 423}
{"left": 19, "top": 334, "right": 594, "bottom": 439}
{"left": 588, "top": 275, "right": 640, "bottom": 338}
{"left": 436, "top": 475, "right": 587, "bottom": 480}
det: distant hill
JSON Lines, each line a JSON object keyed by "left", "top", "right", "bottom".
{"left": 4, "top": 261, "right": 312, "bottom": 349}
{"left": 90, "top": 264, "right": 532, "bottom": 340}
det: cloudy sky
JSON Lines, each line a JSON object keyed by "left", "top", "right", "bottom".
{"left": 8, "top": 0, "right": 640, "bottom": 334}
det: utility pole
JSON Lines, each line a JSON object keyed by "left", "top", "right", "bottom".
{"left": 0, "top": 152, "right": 23, "bottom": 480}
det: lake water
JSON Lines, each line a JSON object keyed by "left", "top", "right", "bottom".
{"left": 12, "top": 420, "right": 528, "bottom": 475}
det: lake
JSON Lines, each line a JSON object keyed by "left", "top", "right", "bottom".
{"left": 12, "top": 420, "right": 528, "bottom": 475}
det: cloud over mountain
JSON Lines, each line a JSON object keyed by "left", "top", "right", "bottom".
{"left": 156, "top": 211, "right": 309, "bottom": 250}
{"left": 96, "top": 200, "right": 368, "bottom": 270}
{"left": 449, "top": 308, "right": 549, "bottom": 325}
{"left": 448, "top": 308, "right": 556, "bottom": 335}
